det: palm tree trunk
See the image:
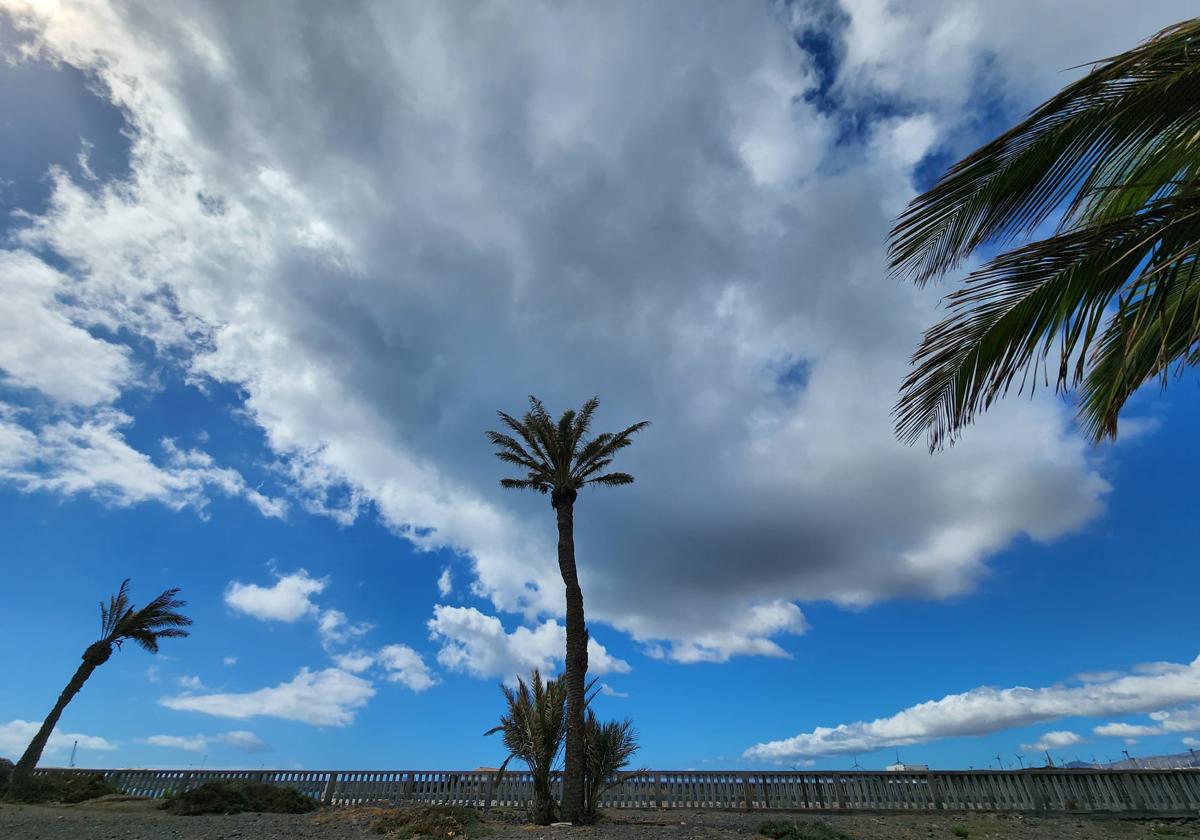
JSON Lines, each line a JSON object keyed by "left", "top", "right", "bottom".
{"left": 7, "top": 644, "right": 106, "bottom": 795}
{"left": 555, "top": 498, "right": 588, "bottom": 823}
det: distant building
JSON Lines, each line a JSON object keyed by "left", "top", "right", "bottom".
{"left": 886, "top": 763, "right": 929, "bottom": 771}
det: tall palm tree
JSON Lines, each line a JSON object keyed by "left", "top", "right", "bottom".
{"left": 889, "top": 19, "right": 1200, "bottom": 449}
{"left": 7, "top": 581, "right": 191, "bottom": 795}
{"left": 487, "top": 396, "right": 648, "bottom": 823}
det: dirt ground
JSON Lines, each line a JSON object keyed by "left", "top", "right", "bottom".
{"left": 1, "top": 798, "right": 1197, "bottom": 840}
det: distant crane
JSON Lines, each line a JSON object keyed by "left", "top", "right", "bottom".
{"left": 1044, "top": 751, "right": 1055, "bottom": 768}
{"left": 1122, "top": 749, "right": 1138, "bottom": 769}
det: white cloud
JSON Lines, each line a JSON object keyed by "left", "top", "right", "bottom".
{"left": 160, "top": 667, "right": 375, "bottom": 726}
{"left": 317, "top": 609, "right": 371, "bottom": 648}
{"left": 599, "top": 683, "right": 629, "bottom": 699}
{"left": 177, "top": 675, "right": 204, "bottom": 691}
{"left": 1093, "top": 706, "right": 1200, "bottom": 739}
{"left": 0, "top": 719, "right": 115, "bottom": 762}
{"left": 1021, "top": 731, "right": 1084, "bottom": 752}
{"left": 745, "top": 654, "right": 1200, "bottom": 761}
{"left": 223, "top": 656, "right": 238, "bottom": 666}
{"left": 215, "top": 730, "right": 270, "bottom": 753}
{"left": 0, "top": 249, "right": 132, "bottom": 406}
{"left": 139, "top": 730, "right": 269, "bottom": 753}
{"left": 6, "top": 0, "right": 1188, "bottom": 659}
{"left": 333, "top": 651, "right": 376, "bottom": 674}
{"left": 1093, "top": 722, "right": 1161, "bottom": 739}
{"left": 1184, "top": 737, "right": 1199, "bottom": 748}
{"left": 437, "top": 568, "right": 452, "bottom": 597}
{"left": 0, "top": 410, "right": 286, "bottom": 518}
{"left": 224, "top": 569, "right": 326, "bottom": 622}
{"left": 140, "top": 734, "right": 206, "bottom": 752}
{"left": 377, "top": 644, "right": 438, "bottom": 692}
{"left": 429, "top": 605, "right": 629, "bottom": 682}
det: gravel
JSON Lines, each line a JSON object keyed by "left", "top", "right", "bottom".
{"left": 2, "top": 799, "right": 1197, "bottom": 840}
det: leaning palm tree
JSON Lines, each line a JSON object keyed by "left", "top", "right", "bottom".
{"left": 889, "top": 19, "right": 1200, "bottom": 449}
{"left": 487, "top": 396, "right": 648, "bottom": 823}
{"left": 6, "top": 581, "right": 191, "bottom": 796}
{"left": 485, "top": 669, "right": 567, "bottom": 824}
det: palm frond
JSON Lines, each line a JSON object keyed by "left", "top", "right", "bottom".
{"left": 585, "top": 472, "right": 636, "bottom": 487}
{"left": 108, "top": 585, "right": 192, "bottom": 651}
{"left": 99, "top": 579, "right": 133, "bottom": 639}
{"left": 890, "top": 18, "right": 1200, "bottom": 286}
{"left": 490, "top": 398, "right": 647, "bottom": 499}
{"left": 896, "top": 197, "right": 1200, "bottom": 447}
{"left": 890, "top": 17, "right": 1200, "bottom": 445}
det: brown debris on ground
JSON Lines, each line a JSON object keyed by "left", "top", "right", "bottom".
{"left": 1, "top": 802, "right": 1198, "bottom": 840}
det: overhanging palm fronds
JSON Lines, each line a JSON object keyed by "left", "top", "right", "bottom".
{"left": 889, "top": 18, "right": 1200, "bottom": 448}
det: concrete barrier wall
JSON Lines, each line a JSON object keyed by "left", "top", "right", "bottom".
{"left": 38, "top": 767, "right": 1200, "bottom": 814}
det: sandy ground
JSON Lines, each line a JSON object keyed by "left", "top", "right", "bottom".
{"left": 1, "top": 799, "right": 1198, "bottom": 840}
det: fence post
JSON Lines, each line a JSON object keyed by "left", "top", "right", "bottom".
{"left": 655, "top": 772, "right": 664, "bottom": 808}
{"left": 927, "top": 772, "right": 943, "bottom": 810}
{"left": 322, "top": 772, "right": 339, "bottom": 807}
{"left": 741, "top": 772, "right": 753, "bottom": 810}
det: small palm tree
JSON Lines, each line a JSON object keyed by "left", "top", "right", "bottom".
{"left": 6, "top": 580, "right": 191, "bottom": 796}
{"left": 582, "top": 710, "right": 638, "bottom": 821}
{"left": 485, "top": 670, "right": 567, "bottom": 824}
{"left": 889, "top": 19, "right": 1200, "bottom": 448}
{"left": 487, "top": 396, "right": 648, "bottom": 823}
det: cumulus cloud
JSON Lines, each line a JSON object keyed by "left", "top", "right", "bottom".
{"left": 177, "top": 675, "right": 204, "bottom": 691}
{"left": 429, "top": 605, "right": 629, "bottom": 682}
{"left": 224, "top": 569, "right": 326, "bottom": 622}
{"left": 317, "top": 609, "right": 372, "bottom": 649}
{"left": 140, "top": 730, "right": 269, "bottom": 753}
{"left": 1093, "top": 706, "right": 1200, "bottom": 739}
{"left": 599, "top": 683, "right": 630, "bottom": 699}
{"left": 0, "top": 410, "right": 286, "bottom": 518}
{"left": 437, "top": 569, "right": 452, "bottom": 597}
{"left": 0, "top": 719, "right": 115, "bottom": 761}
{"left": 745, "top": 654, "right": 1200, "bottom": 761}
{"left": 0, "top": 249, "right": 132, "bottom": 405}
{"left": 3, "top": 0, "right": 1190, "bottom": 658}
{"left": 377, "top": 644, "right": 438, "bottom": 692}
{"left": 140, "top": 734, "right": 206, "bottom": 752}
{"left": 1021, "top": 731, "right": 1084, "bottom": 752}
{"left": 333, "top": 651, "right": 376, "bottom": 674}
{"left": 160, "top": 667, "right": 375, "bottom": 726}
{"left": 223, "top": 656, "right": 238, "bottom": 666}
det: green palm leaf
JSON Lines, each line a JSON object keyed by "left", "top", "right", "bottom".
{"left": 889, "top": 18, "right": 1200, "bottom": 446}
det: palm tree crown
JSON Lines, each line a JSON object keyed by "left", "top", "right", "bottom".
{"left": 890, "top": 18, "right": 1200, "bottom": 448}
{"left": 98, "top": 579, "right": 192, "bottom": 655}
{"left": 487, "top": 396, "right": 649, "bottom": 507}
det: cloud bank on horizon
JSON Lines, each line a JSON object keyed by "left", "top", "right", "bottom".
{"left": 0, "top": 0, "right": 1197, "bottom": 761}
{"left": 744, "top": 654, "right": 1200, "bottom": 761}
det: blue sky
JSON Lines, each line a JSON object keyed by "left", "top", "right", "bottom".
{"left": 2, "top": 1, "right": 1200, "bottom": 773}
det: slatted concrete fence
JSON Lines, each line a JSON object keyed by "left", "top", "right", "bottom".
{"left": 37, "top": 767, "right": 1200, "bottom": 814}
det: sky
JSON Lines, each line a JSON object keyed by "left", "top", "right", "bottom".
{"left": 1, "top": 0, "right": 1199, "bottom": 774}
